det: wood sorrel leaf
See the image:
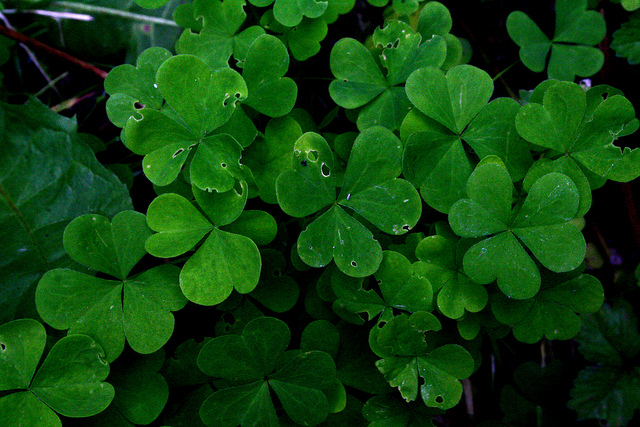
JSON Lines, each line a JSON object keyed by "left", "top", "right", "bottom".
{"left": 507, "top": 0, "right": 606, "bottom": 81}
{"left": 36, "top": 265, "right": 186, "bottom": 362}
{"left": 373, "top": 313, "right": 474, "bottom": 409}
{"left": 63, "top": 211, "right": 151, "bottom": 280}
{"left": 415, "top": 234, "right": 488, "bottom": 320}
{"left": 198, "top": 317, "right": 337, "bottom": 425}
{"left": 492, "top": 272, "right": 604, "bottom": 344}
{"left": 449, "top": 160, "right": 584, "bottom": 299}
{"left": 0, "top": 322, "right": 114, "bottom": 425}
{"left": 330, "top": 23, "right": 446, "bottom": 131}
{"left": 517, "top": 80, "right": 640, "bottom": 183}
{"left": 243, "top": 116, "right": 303, "bottom": 204}
{"left": 145, "top": 193, "right": 214, "bottom": 258}
{"left": 104, "top": 47, "right": 172, "bottom": 126}
{"left": 180, "top": 228, "right": 261, "bottom": 305}
{"left": 242, "top": 35, "right": 297, "bottom": 117}
{"left": 124, "top": 55, "right": 247, "bottom": 188}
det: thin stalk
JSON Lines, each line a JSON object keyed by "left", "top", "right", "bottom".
{"left": 492, "top": 60, "right": 519, "bottom": 82}
{"left": 0, "top": 25, "right": 108, "bottom": 79}
{"left": 51, "top": 1, "right": 179, "bottom": 27}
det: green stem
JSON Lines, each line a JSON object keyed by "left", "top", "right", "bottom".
{"left": 51, "top": 1, "right": 179, "bottom": 27}
{"left": 492, "top": 60, "right": 520, "bottom": 82}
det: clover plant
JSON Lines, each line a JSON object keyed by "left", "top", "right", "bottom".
{"left": 3, "top": 0, "right": 640, "bottom": 426}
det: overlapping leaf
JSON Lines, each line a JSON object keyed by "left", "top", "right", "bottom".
{"left": 329, "top": 20, "right": 446, "bottom": 130}
{"left": 36, "top": 211, "right": 187, "bottom": 362}
{"left": 0, "top": 99, "right": 132, "bottom": 324}
{"left": 612, "top": 13, "right": 640, "bottom": 65}
{"left": 176, "top": 0, "right": 266, "bottom": 70}
{"left": 403, "top": 65, "right": 531, "bottom": 212}
{"left": 414, "top": 232, "right": 488, "bottom": 320}
{"left": 0, "top": 319, "right": 114, "bottom": 426}
{"left": 507, "top": 0, "right": 606, "bottom": 81}
{"left": 145, "top": 186, "right": 264, "bottom": 306}
{"left": 261, "top": 12, "right": 328, "bottom": 61}
{"left": 568, "top": 302, "right": 640, "bottom": 426}
{"left": 197, "top": 317, "right": 338, "bottom": 426}
{"left": 491, "top": 272, "right": 604, "bottom": 343}
{"left": 516, "top": 80, "right": 640, "bottom": 187}
{"left": 123, "top": 54, "right": 247, "bottom": 188}
{"left": 448, "top": 158, "right": 585, "bottom": 300}
{"left": 242, "top": 116, "right": 303, "bottom": 203}
{"left": 104, "top": 47, "right": 172, "bottom": 127}
{"left": 276, "top": 127, "right": 422, "bottom": 277}
{"left": 248, "top": 0, "right": 328, "bottom": 27}
{"left": 373, "top": 312, "right": 475, "bottom": 409}
{"left": 332, "top": 251, "right": 433, "bottom": 324}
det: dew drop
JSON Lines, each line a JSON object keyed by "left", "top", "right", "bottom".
{"left": 153, "top": 83, "right": 158, "bottom": 88}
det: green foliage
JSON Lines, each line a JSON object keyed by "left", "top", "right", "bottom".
{"left": 0, "top": 319, "right": 114, "bottom": 426}
{"left": 4, "top": 0, "right": 640, "bottom": 425}
{"left": 612, "top": 12, "right": 640, "bottom": 64}
{"left": 507, "top": 0, "right": 606, "bottom": 80}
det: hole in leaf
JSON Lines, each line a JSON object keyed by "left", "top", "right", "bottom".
{"left": 134, "top": 102, "right": 145, "bottom": 109}
{"left": 307, "top": 150, "right": 318, "bottom": 162}
{"left": 221, "top": 163, "right": 227, "bottom": 168}
{"left": 402, "top": 224, "right": 410, "bottom": 231}
{"left": 435, "top": 395, "right": 444, "bottom": 404}
{"left": 0, "top": 342, "right": 5, "bottom": 351}
{"left": 301, "top": 160, "right": 308, "bottom": 166}
{"left": 234, "top": 92, "right": 241, "bottom": 99}
{"left": 350, "top": 260, "right": 357, "bottom": 267}
{"left": 273, "top": 269, "right": 281, "bottom": 277}
{"left": 418, "top": 376, "right": 425, "bottom": 386}
{"left": 321, "top": 163, "right": 330, "bottom": 177}
{"left": 173, "top": 148, "right": 184, "bottom": 158}
{"left": 223, "top": 312, "right": 236, "bottom": 325}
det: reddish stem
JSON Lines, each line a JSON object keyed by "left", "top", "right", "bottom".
{"left": 0, "top": 25, "right": 107, "bottom": 79}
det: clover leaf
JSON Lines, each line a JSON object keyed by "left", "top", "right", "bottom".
{"left": 144, "top": 188, "right": 262, "bottom": 306}
{"left": 197, "top": 316, "right": 338, "bottom": 426}
{"left": 414, "top": 233, "right": 488, "bottom": 320}
{"left": 403, "top": 65, "right": 532, "bottom": 212}
{"left": 507, "top": 0, "right": 606, "bottom": 81}
{"left": 247, "top": 248, "right": 299, "bottom": 313}
{"left": 110, "top": 350, "right": 169, "bottom": 425}
{"left": 123, "top": 54, "right": 247, "bottom": 188}
{"left": 249, "top": 0, "right": 328, "bottom": 27}
{"left": 36, "top": 211, "right": 187, "bottom": 362}
{"left": 491, "top": 271, "right": 604, "bottom": 343}
{"left": 516, "top": 80, "right": 640, "bottom": 186}
{"left": 332, "top": 251, "right": 433, "bottom": 324}
{"left": 242, "top": 116, "right": 304, "bottom": 204}
{"left": 329, "top": 21, "right": 446, "bottom": 131}
{"left": 276, "top": 127, "right": 422, "bottom": 277}
{"left": 362, "top": 395, "right": 442, "bottom": 426}
{"left": 448, "top": 158, "right": 585, "bottom": 300}
{"left": 612, "top": 13, "right": 640, "bottom": 65}
{"left": 0, "top": 319, "right": 114, "bottom": 426}
{"left": 104, "top": 47, "right": 173, "bottom": 127}
{"left": 568, "top": 302, "right": 640, "bottom": 426}
{"left": 242, "top": 35, "right": 298, "bottom": 117}
{"left": 261, "top": 12, "right": 328, "bottom": 61}
{"left": 176, "top": 0, "right": 266, "bottom": 70}
{"left": 373, "top": 312, "right": 475, "bottom": 409}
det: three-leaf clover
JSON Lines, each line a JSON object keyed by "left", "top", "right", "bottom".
{"left": 123, "top": 54, "right": 247, "bottom": 188}
{"left": 144, "top": 184, "right": 264, "bottom": 306}
{"left": 36, "top": 211, "right": 188, "bottom": 362}
{"left": 568, "top": 302, "right": 640, "bottom": 426}
{"left": 507, "top": 0, "right": 606, "bottom": 81}
{"left": 403, "top": 65, "right": 532, "bottom": 212}
{"left": 197, "top": 316, "right": 339, "bottom": 426}
{"left": 491, "top": 271, "right": 604, "bottom": 343}
{"left": 414, "top": 230, "right": 488, "bottom": 320}
{"left": 276, "top": 126, "right": 422, "bottom": 277}
{"left": 248, "top": 0, "right": 328, "bottom": 27}
{"left": 0, "top": 319, "right": 114, "bottom": 427}
{"left": 373, "top": 312, "right": 475, "bottom": 410}
{"left": 448, "top": 157, "right": 585, "bottom": 300}
{"left": 176, "top": 0, "right": 266, "bottom": 70}
{"left": 329, "top": 20, "right": 446, "bottom": 131}
{"left": 516, "top": 80, "right": 640, "bottom": 197}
